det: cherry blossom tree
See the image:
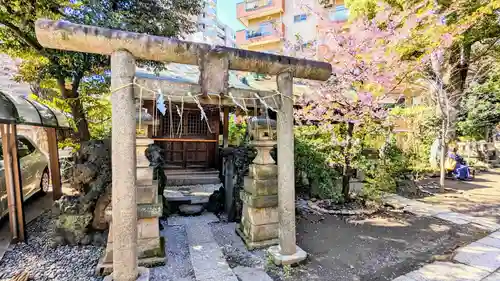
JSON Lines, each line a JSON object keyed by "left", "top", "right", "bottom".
{"left": 290, "top": 9, "right": 415, "bottom": 200}
{"left": 363, "top": 0, "right": 500, "bottom": 190}
{"left": 291, "top": 0, "right": 500, "bottom": 194}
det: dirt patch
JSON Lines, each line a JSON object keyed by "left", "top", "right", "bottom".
{"left": 210, "top": 208, "right": 486, "bottom": 281}
{"left": 284, "top": 211, "right": 486, "bottom": 281}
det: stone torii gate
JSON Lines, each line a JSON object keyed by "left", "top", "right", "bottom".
{"left": 34, "top": 19, "right": 331, "bottom": 281}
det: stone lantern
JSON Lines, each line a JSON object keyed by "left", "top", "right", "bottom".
{"left": 135, "top": 99, "right": 153, "bottom": 138}
{"left": 236, "top": 114, "right": 279, "bottom": 249}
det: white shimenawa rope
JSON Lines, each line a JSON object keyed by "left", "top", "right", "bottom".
{"left": 175, "top": 97, "right": 184, "bottom": 137}
{"left": 111, "top": 81, "right": 291, "bottom": 136}
{"left": 138, "top": 86, "right": 143, "bottom": 133}
{"left": 168, "top": 95, "right": 173, "bottom": 138}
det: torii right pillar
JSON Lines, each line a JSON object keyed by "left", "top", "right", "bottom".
{"left": 268, "top": 72, "right": 307, "bottom": 265}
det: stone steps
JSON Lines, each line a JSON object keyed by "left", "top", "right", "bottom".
{"left": 165, "top": 169, "right": 219, "bottom": 176}
{"left": 163, "top": 169, "right": 221, "bottom": 206}
{"left": 164, "top": 183, "right": 221, "bottom": 204}
{"left": 166, "top": 173, "right": 220, "bottom": 186}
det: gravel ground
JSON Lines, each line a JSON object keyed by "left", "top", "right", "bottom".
{"left": 209, "top": 221, "right": 295, "bottom": 280}
{"left": 150, "top": 220, "right": 195, "bottom": 281}
{"left": 0, "top": 211, "right": 104, "bottom": 281}
{"left": 210, "top": 221, "right": 267, "bottom": 270}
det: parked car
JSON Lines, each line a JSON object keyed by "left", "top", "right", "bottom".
{"left": 0, "top": 135, "right": 50, "bottom": 218}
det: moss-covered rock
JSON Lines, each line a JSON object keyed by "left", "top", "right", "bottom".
{"left": 52, "top": 140, "right": 112, "bottom": 246}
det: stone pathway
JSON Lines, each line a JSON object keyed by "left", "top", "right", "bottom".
{"left": 382, "top": 194, "right": 500, "bottom": 231}
{"left": 167, "top": 213, "right": 273, "bottom": 281}
{"left": 384, "top": 194, "right": 500, "bottom": 281}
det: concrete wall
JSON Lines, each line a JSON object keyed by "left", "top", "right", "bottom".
{"left": 282, "top": 0, "right": 319, "bottom": 46}
{"left": 17, "top": 125, "right": 49, "bottom": 157}
{"left": 196, "top": 0, "right": 236, "bottom": 47}
{"left": 236, "top": 0, "right": 350, "bottom": 54}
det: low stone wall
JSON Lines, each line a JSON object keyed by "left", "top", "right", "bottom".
{"left": 457, "top": 141, "right": 499, "bottom": 164}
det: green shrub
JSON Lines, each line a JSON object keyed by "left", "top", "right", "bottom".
{"left": 228, "top": 115, "right": 247, "bottom": 146}
{"left": 294, "top": 126, "right": 342, "bottom": 200}
{"left": 360, "top": 138, "right": 409, "bottom": 199}
{"left": 389, "top": 106, "right": 439, "bottom": 174}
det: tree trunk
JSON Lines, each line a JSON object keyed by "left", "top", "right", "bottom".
{"left": 68, "top": 97, "right": 91, "bottom": 141}
{"left": 57, "top": 77, "right": 91, "bottom": 141}
{"left": 439, "top": 119, "right": 447, "bottom": 191}
{"left": 342, "top": 122, "right": 355, "bottom": 201}
{"left": 437, "top": 43, "right": 471, "bottom": 192}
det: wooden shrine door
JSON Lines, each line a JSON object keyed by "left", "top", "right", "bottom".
{"left": 154, "top": 107, "right": 219, "bottom": 169}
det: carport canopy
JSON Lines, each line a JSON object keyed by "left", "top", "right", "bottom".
{"left": 0, "top": 90, "right": 70, "bottom": 243}
{"left": 0, "top": 91, "right": 70, "bottom": 128}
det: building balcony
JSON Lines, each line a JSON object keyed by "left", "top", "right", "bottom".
{"left": 237, "top": 0, "right": 285, "bottom": 26}
{"left": 236, "top": 22, "right": 285, "bottom": 50}
{"left": 317, "top": 5, "right": 349, "bottom": 31}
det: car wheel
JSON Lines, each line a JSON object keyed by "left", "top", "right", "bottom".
{"left": 40, "top": 169, "right": 50, "bottom": 194}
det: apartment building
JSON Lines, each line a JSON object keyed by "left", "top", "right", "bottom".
{"left": 188, "top": 0, "right": 237, "bottom": 47}
{"left": 235, "top": 0, "right": 348, "bottom": 53}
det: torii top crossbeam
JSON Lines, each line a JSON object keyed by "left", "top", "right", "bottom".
{"left": 35, "top": 19, "right": 332, "bottom": 81}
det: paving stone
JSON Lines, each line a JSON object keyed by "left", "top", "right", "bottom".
{"left": 167, "top": 215, "right": 187, "bottom": 226}
{"left": 381, "top": 194, "right": 452, "bottom": 217}
{"left": 471, "top": 219, "right": 500, "bottom": 232}
{"left": 187, "top": 222, "right": 216, "bottom": 245}
{"left": 403, "top": 203, "right": 437, "bottom": 217}
{"left": 481, "top": 271, "right": 500, "bottom": 281}
{"left": 453, "top": 242, "right": 500, "bottom": 273}
{"left": 405, "top": 261, "right": 490, "bottom": 281}
{"left": 189, "top": 242, "right": 238, "bottom": 281}
{"left": 488, "top": 232, "right": 500, "bottom": 240}
{"left": 233, "top": 266, "right": 273, "bottom": 281}
{"left": 169, "top": 213, "right": 238, "bottom": 281}
{"left": 435, "top": 212, "right": 472, "bottom": 225}
{"left": 392, "top": 275, "right": 417, "bottom": 281}
{"left": 476, "top": 233, "right": 500, "bottom": 249}
{"left": 382, "top": 194, "right": 414, "bottom": 207}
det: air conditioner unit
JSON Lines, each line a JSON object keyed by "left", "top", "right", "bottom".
{"left": 319, "top": 0, "right": 335, "bottom": 8}
{"left": 246, "top": 1, "right": 258, "bottom": 10}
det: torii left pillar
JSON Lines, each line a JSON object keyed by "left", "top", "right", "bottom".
{"left": 109, "top": 50, "right": 139, "bottom": 281}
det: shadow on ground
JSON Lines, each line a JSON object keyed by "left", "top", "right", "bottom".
{"left": 418, "top": 169, "right": 500, "bottom": 222}
{"left": 207, "top": 209, "right": 486, "bottom": 281}
{"left": 288, "top": 211, "right": 486, "bottom": 281}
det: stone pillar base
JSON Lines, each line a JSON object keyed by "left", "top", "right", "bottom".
{"left": 267, "top": 245, "right": 307, "bottom": 266}
{"left": 96, "top": 255, "right": 164, "bottom": 276}
{"left": 235, "top": 225, "right": 279, "bottom": 250}
{"left": 238, "top": 190, "right": 279, "bottom": 249}
{"left": 103, "top": 266, "right": 150, "bottom": 281}
{"left": 96, "top": 197, "right": 165, "bottom": 276}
